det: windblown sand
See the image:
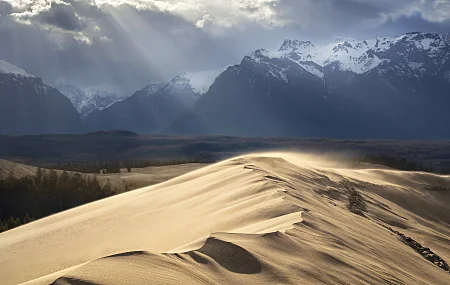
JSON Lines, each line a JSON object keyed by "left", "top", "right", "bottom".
{"left": 0, "top": 152, "right": 449, "bottom": 284}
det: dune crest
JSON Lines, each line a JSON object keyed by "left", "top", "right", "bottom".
{"left": 1, "top": 152, "right": 449, "bottom": 284}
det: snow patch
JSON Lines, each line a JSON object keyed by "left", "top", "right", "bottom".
{"left": 0, "top": 59, "right": 34, "bottom": 77}
{"left": 143, "top": 84, "right": 162, "bottom": 95}
{"left": 444, "top": 70, "right": 450, "bottom": 83}
{"left": 409, "top": 61, "right": 425, "bottom": 71}
{"left": 298, "top": 62, "right": 324, "bottom": 79}
{"left": 267, "top": 66, "right": 288, "bottom": 83}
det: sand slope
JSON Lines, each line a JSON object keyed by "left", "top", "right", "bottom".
{"left": 0, "top": 153, "right": 449, "bottom": 284}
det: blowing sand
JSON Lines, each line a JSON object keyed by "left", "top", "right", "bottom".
{"left": 0, "top": 152, "right": 449, "bottom": 284}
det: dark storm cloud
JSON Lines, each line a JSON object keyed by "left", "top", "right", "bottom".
{"left": 0, "top": 1, "right": 13, "bottom": 16}
{"left": 276, "top": 0, "right": 401, "bottom": 36}
{"left": 34, "top": 2, "right": 87, "bottom": 31}
{"left": 381, "top": 12, "right": 450, "bottom": 35}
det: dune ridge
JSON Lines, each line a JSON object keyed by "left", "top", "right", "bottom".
{"left": 1, "top": 152, "right": 449, "bottom": 284}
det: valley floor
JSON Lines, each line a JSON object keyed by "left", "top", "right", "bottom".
{"left": 0, "top": 152, "right": 449, "bottom": 284}
{"left": 0, "top": 159, "right": 207, "bottom": 191}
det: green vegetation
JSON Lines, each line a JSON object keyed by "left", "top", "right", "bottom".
{"left": 0, "top": 168, "right": 117, "bottom": 232}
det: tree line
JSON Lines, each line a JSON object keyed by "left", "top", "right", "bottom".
{"left": 41, "top": 158, "right": 215, "bottom": 174}
{"left": 348, "top": 155, "right": 433, "bottom": 173}
{"left": 0, "top": 168, "right": 117, "bottom": 232}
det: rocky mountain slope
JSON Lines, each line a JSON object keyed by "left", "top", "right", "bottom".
{"left": 168, "top": 32, "right": 450, "bottom": 139}
{"left": 0, "top": 59, "right": 86, "bottom": 135}
{"left": 85, "top": 67, "right": 228, "bottom": 134}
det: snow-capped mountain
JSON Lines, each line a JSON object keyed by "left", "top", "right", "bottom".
{"left": 85, "top": 66, "right": 229, "bottom": 133}
{"left": 0, "top": 59, "right": 85, "bottom": 135}
{"left": 55, "top": 84, "right": 124, "bottom": 118}
{"left": 245, "top": 32, "right": 450, "bottom": 84}
{"left": 168, "top": 32, "right": 450, "bottom": 139}
{"left": 138, "top": 66, "right": 230, "bottom": 99}
{"left": 245, "top": 32, "right": 450, "bottom": 82}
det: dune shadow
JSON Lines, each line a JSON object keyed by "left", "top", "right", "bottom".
{"left": 104, "top": 250, "right": 148, "bottom": 258}
{"left": 195, "top": 238, "right": 262, "bottom": 274}
{"left": 51, "top": 277, "right": 100, "bottom": 285}
{"left": 187, "top": 251, "right": 209, "bottom": 264}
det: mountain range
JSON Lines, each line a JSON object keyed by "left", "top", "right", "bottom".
{"left": 168, "top": 32, "right": 450, "bottom": 139}
{"left": 0, "top": 59, "right": 85, "bottom": 135}
{"left": 0, "top": 32, "right": 449, "bottom": 139}
{"left": 84, "top": 67, "right": 228, "bottom": 134}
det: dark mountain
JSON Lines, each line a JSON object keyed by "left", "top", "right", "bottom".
{"left": 0, "top": 59, "right": 86, "bottom": 135}
{"left": 167, "top": 32, "right": 450, "bottom": 139}
{"left": 84, "top": 67, "right": 227, "bottom": 134}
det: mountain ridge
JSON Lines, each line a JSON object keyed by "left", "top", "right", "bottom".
{"left": 246, "top": 32, "right": 450, "bottom": 81}
{"left": 0, "top": 59, "right": 86, "bottom": 135}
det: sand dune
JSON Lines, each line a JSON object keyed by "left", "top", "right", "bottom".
{"left": 1, "top": 153, "right": 449, "bottom": 284}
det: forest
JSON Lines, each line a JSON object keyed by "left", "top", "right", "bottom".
{"left": 350, "top": 155, "right": 433, "bottom": 172}
{"left": 0, "top": 168, "right": 117, "bottom": 232}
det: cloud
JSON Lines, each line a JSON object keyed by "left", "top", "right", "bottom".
{"left": 34, "top": 2, "right": 87, "bottom": 31}
{"left": 0, "top": 1, "right": 13, "bottom": 16}
{"left": 379, "top": 11, "right": 450, "bottom": 36}
{"left": 417, "top": 0, "right": 450, "bottom": 22}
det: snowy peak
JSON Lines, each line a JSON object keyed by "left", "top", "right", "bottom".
{"left": 141, "top": 66, "right": 229, "bottom": 99}
{"left": 142, "top": 84, "right": 163, "bottom": 95}
{"left": 332, "top": 37, "right": 357, "bottom": 44}
{"left": 55, "top": 84, "right": 123, "bottom": 118}
{"left": 0, "top": 59, "right": 34, "bottom": 78}
{"left": 279, "top": 40, "right": 315, "bottom": 52}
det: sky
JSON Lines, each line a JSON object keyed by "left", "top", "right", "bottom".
{"left": 0, "top": 0, "right": 449, "bottom": 95}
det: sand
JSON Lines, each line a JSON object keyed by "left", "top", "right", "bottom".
{"left": 0, "top": 152, "right": 449, "bottom": 284}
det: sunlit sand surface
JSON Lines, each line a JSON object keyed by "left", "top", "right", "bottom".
{"left": 1, "top": 152, "right": 449, "bottom": 284}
